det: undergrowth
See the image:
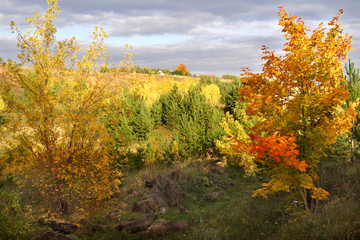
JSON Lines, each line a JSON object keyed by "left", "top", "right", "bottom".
{"left": 2, "top": 156, "right": 359, "bottom": 239}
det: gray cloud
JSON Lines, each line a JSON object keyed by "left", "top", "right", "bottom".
{"left": 1, "top": 0, "right": 360, "bottom": 76}
{"left": 0, "top": 35, "right": 18, "bottom": 60}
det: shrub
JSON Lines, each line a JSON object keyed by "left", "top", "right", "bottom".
{"left": 200, "top": 84, "right": 221, "bottom": 106}
{"left": 127, "top": 95, "right": 154, "bottom": 140}
{"left": 222, "top": 74, "right": 240, "bottom": 81}
{"left": 115, "top": 149, "right": 145, "bottom": 171}
{"left": 174, "top": 114, "right": 202, "bottom": 156}
{"left": 224, "top": 79, "right": 242, "bottom": 115}
{"left": 0, "top": 112, "right": 7, "bottom": 125}
{"left": 106, "top": 93, "right": 154, "bottom": 144}
{"left": 142, "top": 135, "right": 166, "bottom": 165}
{"left": 0, "top": 191, "right": 30, "bottom": 240}
{"left": 114, "top": 133, "right": 167, "bottom": 170}
{"left": 158, "top": 84, "right": 183, "bottom": 127}
{"left": 215, "top": 112, "right": 256, "bottom": 174}
{"left": 107, "top": 114, "right": 136, "bottom": 145}
{"left": 150, "top": 99, "right": 163, "bottom": 127}
{"left": 199, "top": 75, "right": 234, "bottom": 104}
{"left": 174, "top": 86, "right": 224, "bottom": 157}
{"left": 0, "top": 96, "right": 7, "bottom": 125}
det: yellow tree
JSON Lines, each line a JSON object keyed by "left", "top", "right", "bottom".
{"left": 0, "top": 0, "right": 121, "bottom": 212}
{"left": 237, "top": 7, "right": 357, "bottom": 212}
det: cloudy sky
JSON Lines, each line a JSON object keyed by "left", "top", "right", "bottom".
{"left": 0, "top": 0, "right": 359, "bottom": 76}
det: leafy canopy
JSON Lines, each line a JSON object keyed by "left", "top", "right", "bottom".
{"left": 174, "top": 64, "right": 190, "bottom": 76}
{"left": 0, "top": 0, "right": 121, "bottom": 210}
{"left": 236, "top": 6, "right": 356, "bottom": 211}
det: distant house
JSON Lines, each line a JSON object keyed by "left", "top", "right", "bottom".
{"left": 157, "top": 70, "right": 165, "bottom": 76}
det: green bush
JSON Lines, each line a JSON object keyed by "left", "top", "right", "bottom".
{"left": 109, "top": 82, "right": 225, "bottom": 165}
{"left": 0, "top": 112, "right": 7, "bottom": 125}
{"left": 142, "top": 134, "right": 167, "bottom": 165}
{"left": 158, "top": 84, "right": 183, "bottom": 127}
{"left": 115, "top": 148, "right": 145, "bottom": 171}
{"left": 199, "top": 75, "right": 217, "bottom": 85}
{"left": 107, "top": 93, "right": 154, "bottom": 145}
{"left": 150, "top": 99, "right": 163, "bottom": 127}
{"left": 222, "top": 74, "right": 240, "bottom": 81}
{"left": 199, "top": 75, "right": 234, "bottom": 104}
{"left": 127, "top": 96, "right": 154, "bottom": 140}
{"left": 224, "top": 79, "right": 242, "bottom": 115}
{"left": 175, "top": 114, "right": 203, "bottom": 156}
{"left": 174, "top": 86, "right": 224, "bottom": 158}
{"left": 115, "top": 133, "right": 168, "bottom": 171}
{"left": 0, "top": 191, "right": 29, "bottom": 240}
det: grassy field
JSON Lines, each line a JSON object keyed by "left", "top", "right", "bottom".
{"left": 1, "top": 154, "right": 360, "bottom": 239}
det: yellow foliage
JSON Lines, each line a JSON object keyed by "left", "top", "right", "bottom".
{"left": 0, "top": 0, "right": 122, "bottom": 209}
{"left": 311, "top": 187, "right": 330, "bottom": 200}
{"left": 0, "top": 96, "right": 4, "bottom": 111}
{"left": 129, "top": 75, "right": 199, "bottom": 106}
{"left": 119, "top": 44, "right": 134, "bottom": 72}
{"left": 201, "top": 84, "right": 221, "bottom": 106}
{"left": 215, "top": 112, "right": 256, "bottom": 175}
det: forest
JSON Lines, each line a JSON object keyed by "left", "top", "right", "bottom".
{"left": 1, "top": 1, "right": 360, "bottom": 239}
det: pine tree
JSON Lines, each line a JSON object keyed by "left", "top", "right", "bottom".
{"left": 345, "top": 59, "right": 360, "bottom": 162}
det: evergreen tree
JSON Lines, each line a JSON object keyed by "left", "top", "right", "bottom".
{"left": 175, "top": 86, "right": 223, "bottom": 157}
{"left": 159, "top": 84, "right": 183, "bottom": 127}
{"left": 345, "top": 59, "right": 360, "bottom": 162}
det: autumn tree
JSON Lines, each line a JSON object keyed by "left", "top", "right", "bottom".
{"left": 237, "top": 7, "right": 356, "bottom": 212}
{"left": 173, "top": 63, "right": 190, "bottom": 76}
{"left": 0, "top": 0, "right": 121, "bottom": 212}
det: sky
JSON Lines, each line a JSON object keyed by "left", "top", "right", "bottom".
{"left": 0, "top": 0, "right": 360, "bottom": 77}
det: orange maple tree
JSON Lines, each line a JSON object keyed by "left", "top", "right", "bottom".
{"left": 174, "top": 63, "right": 190, "bottom": 76}
{"left": 236, "top": 6, "right": 357, "bottom": 211}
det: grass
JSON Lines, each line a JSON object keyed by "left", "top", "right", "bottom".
{"left": 76, "top": 160, "right": 287, "bottom": 240}
{"left": 1, "top": 157, "right": 360, "bottom": 239}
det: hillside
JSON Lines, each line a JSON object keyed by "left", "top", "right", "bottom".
{"left": 1, "top": 1, "right": 360, "bottom": 239}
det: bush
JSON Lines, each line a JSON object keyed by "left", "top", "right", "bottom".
{"left": 158, "top": 84, "right": 183, "bottom": 127}
{"left": 0, "top": 97, "right": 6, "bottom": 125}
{"left": 175, "top": 114, "right": 202, "bottom": 156}
{"left": 215, "top": 112, "right": 256, "bottom": 174}
{"left": 222, "top": 74, "right": 240, "bottom": 81}
{"left": 115, "top": 148, "right": 145, "bottom": 171}
{"left": 114, "top": 134, "right": 168, "bottom": 171}
{"left": 0, "top": 191, "right": 30, "bottom": 239}
{"left": 142, "top": 134, "right": 167, "bottom": 165}
{"left": 109, "top": 114, "right": 136, "bottom": 144}
{"left": 174, "top": 86, "right": 224, "bottom": 157}
{"left": 106, "top": 93, "right": 154, "bottom": 144}
{"left": 129, "top": 97, "right": 154, "bottom": 140}
{"left": 200, "top": 84, "right": 221, "bottom": 106}
{"left": 0, "top": 112, "right": 7, "bottom": 125}
{"left": 150, "top": 99, "right": 163, "bottom": 127}
{"left": 224, "top": 79, "right": 242, "bottom": 115}
{"left": 199, "top": 75, "right": 234, "bottom": 104}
